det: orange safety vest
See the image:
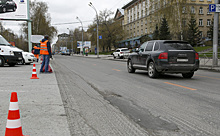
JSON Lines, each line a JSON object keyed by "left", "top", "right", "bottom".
{"left": 40, "top": 40, "right": 49, "bottom": 55}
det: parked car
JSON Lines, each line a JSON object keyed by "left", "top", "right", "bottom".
{"left": 112, "top": 48, "right": 130, "bottom": 59}
{"left": 65, "top": 49, "right": 70, "bottom": 56}
{"left": 127, "top": 40, "right": 199, "bottom": 78}
{"left": 20, "top": 52, "right": 36, "bottom": 65}
{"left": 0, "top": 35, "right": 22, "bottom": 67}
{"left": 15, "top": 50, "right": 36, "bottom": 65}
{"left": 0, "top": 0, "right": 17, "bottom": 13}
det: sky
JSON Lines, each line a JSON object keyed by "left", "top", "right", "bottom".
{"left": 1, "top": 0, "right": 132, "bottom": 44}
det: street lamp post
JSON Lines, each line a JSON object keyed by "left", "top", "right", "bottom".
{"left": 76, "top": 16, "right": 84, "bottom": 56}
{"left": 88, "top": 2, "right": 99, "bottom": 58}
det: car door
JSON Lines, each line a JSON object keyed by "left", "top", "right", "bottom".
{"left": 133, "top": 42, "right": 148, "bottom": 66}
{"left": 140, "top": 42, "right": 154, "bottom": 66}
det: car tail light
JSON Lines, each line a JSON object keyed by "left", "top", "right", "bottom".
{"left": 120, "top": 52, "right": 123, "bottom": 54}
{"left": 158, "top": 52, "right": 168, "bottom": 59}
{"left": 195, "top": 53, "right": 199, "bottom": 60}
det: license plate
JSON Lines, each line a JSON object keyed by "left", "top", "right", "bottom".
{"left": 18, "top": 57, "right": 22, "bottom": 60}
{"left": 177, "top": 59, "right": 188, "bottom": 62}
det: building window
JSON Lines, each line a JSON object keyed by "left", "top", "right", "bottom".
{"left": 182, "top": 6, "right": 186, "bottom": 13}
{"left": 199, "top": 19, "right": 203, "bottom": 26}
{"left": 141, "top": 29, "right": 143, "bottom": 35}
{"left": 182, "top": 18, "right": 186, "bottom": 27}
{"left": 134, "top": 32, "right": 136, "bottom": 37}
{"left": 207, "top": 0, "right": 212, "bottom": 2}
{"left": 191, "top": 6, "right": 195, "bottom": 14}
{"left": 145, "top": 28, "right": 147, "bottom": 33}
{"left": 199, "top": 31, "right": 203, "bottom": 38}
{"left": 134, "top": 23, "right": 136, "bottom": 29}
{"left": 207, "top": 31, "right": 211, "bottom": 38}
{"left": 199, "top": 7, "right": 203, "bottom": 14}
{"left": 207, "top": 8, "right": 211, "bottom": 14}
{"left": 207, "top": 19, "right": 211, "bottom": 26}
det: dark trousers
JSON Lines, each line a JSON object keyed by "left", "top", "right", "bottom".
{"left": 40, "top": 55, "right": 50, "bottom": 72}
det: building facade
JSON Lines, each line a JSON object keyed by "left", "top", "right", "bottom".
{"left": 120, "top": 0, "right": 214, "bottom": 47}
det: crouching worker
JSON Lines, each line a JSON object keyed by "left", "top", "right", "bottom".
{"left": 33, "top": 44, "right": 40, "bottom": 62}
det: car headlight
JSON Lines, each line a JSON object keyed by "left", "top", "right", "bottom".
{"left": 9, "top": 51, "right": 14, "bottom": 55}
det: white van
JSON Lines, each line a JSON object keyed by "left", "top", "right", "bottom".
{"left": 0, "top": 35, "right": 23, "bottom": 66}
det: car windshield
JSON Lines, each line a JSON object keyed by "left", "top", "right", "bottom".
{"left": 164, "top": 42, "right": 193, "bottom": 50}
{"left": 0, "top": 36, "right": 11, "bottom": 46}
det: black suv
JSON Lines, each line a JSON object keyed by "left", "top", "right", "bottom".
{"left": 0, "top": 0, "right": 17, "bottom": 13}
{"left": 127, "top": 40, "right": 199, "bottom": 78}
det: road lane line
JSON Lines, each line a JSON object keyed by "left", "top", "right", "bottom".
{"left": 112, "top": 69, "right": 121, "bottom": 72}
{"left": 164, "top": 82, "right": 197, "bottom": 90}
{"left": 195, "top": 75, "right": 220, "bottom": 80}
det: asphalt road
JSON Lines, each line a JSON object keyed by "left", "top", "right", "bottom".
{"left": 52, "top": 55, "right": 220, "bottom": 136}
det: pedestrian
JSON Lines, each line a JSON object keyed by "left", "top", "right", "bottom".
{"left": 40, "top": 35, "right": 52, "bottom": 73}
{"left": 33, "top": 44, "right": 40, "bottom": 62}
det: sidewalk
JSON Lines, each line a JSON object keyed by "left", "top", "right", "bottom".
{"left": 72, "top": 54, "right": 220, "bottom": 72}
{"left": 0, "top": 62, "right": 71, "bottom": 136}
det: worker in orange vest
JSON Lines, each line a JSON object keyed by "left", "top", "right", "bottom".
{"left": 33, "top": 44, "right": 40, "bottom": 62}
{"left": 40, "top": 35, "right": 52, "bottom": 73}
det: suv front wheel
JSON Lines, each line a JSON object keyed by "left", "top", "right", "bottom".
{"left": 148, "top": 61, "right": 159, "bottom": 78}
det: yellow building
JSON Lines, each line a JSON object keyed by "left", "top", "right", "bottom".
{"left": 119, "top": 0, "right": 214, "bottom": 47}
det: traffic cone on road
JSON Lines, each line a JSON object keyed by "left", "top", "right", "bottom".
{"left": 5, "top": 92, "right": 28, "bottom": 136}
{"left": 30, "top": 64, "right": 39, "bottom": 79}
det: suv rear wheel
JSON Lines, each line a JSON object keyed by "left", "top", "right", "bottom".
{"left": 148, "top": 62, "right": 159, "bottom": 78}
{"left": 127, "top": 59, "right": 135, "bottom": 73}
{"left": 182, "top": 72, "right": 194, "bottom": 78}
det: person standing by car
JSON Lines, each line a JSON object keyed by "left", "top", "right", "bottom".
{"left": 40, "top": 35, "right": 52, "bottom": 73}
{"left": 33, "top": 44, "right": 40, "bottom": 62}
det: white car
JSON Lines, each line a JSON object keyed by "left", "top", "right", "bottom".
{"left": 112, "top": 48, "right": 130, "bottom": 59}
{"left": 19, "top": 52, "right": 36, "bottom": 65}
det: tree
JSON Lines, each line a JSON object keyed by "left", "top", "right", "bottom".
{"left": 187, "top": 16, "right": 201, "bottom": 47}
{"left": 207, "top": 18, "right": 214, "bottom": 40}
{"left": 153, "top": 24, "right": 159, "bottom": 40}
{"left": 88, "top": 9, "right": 125, "bottom": 52}
{"left": 21, "top": 0, "right": 57, "bottom": 42}
{"left": 140, "top": 34, "right": 152, "bottom": 44}
{"left": 159, "top": 17, "right": 171, "bottom": 40}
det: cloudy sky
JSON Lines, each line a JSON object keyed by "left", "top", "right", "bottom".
{"left": 2, "top": 0, "right": 131, "bottom": 44}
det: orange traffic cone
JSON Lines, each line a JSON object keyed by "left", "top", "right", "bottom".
{"left": 5, "top": 92, "right": 28, "bottom": 136}
{"left": 30, "top": 64, "right": 39, "bottom": 79}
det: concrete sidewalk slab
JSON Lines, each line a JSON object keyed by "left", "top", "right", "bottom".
{"left": 0, "top": 62, "right": 71, "bottom": 136}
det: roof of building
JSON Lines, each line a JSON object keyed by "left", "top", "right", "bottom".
{"left": 122, "top": 0, "right": 137, "bottom": 9}
{"left": 114, "top": 8, "right": 124, "bottom": 20}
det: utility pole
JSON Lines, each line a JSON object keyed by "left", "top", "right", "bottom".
{"left": 76, "top": 17, "right": 84, "bottom": 56}
{"left": 89, "top": 2, "right": 99, "bottom": 58}
{"left": 213, "top": 0, "right": 219, "bottom": 66}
